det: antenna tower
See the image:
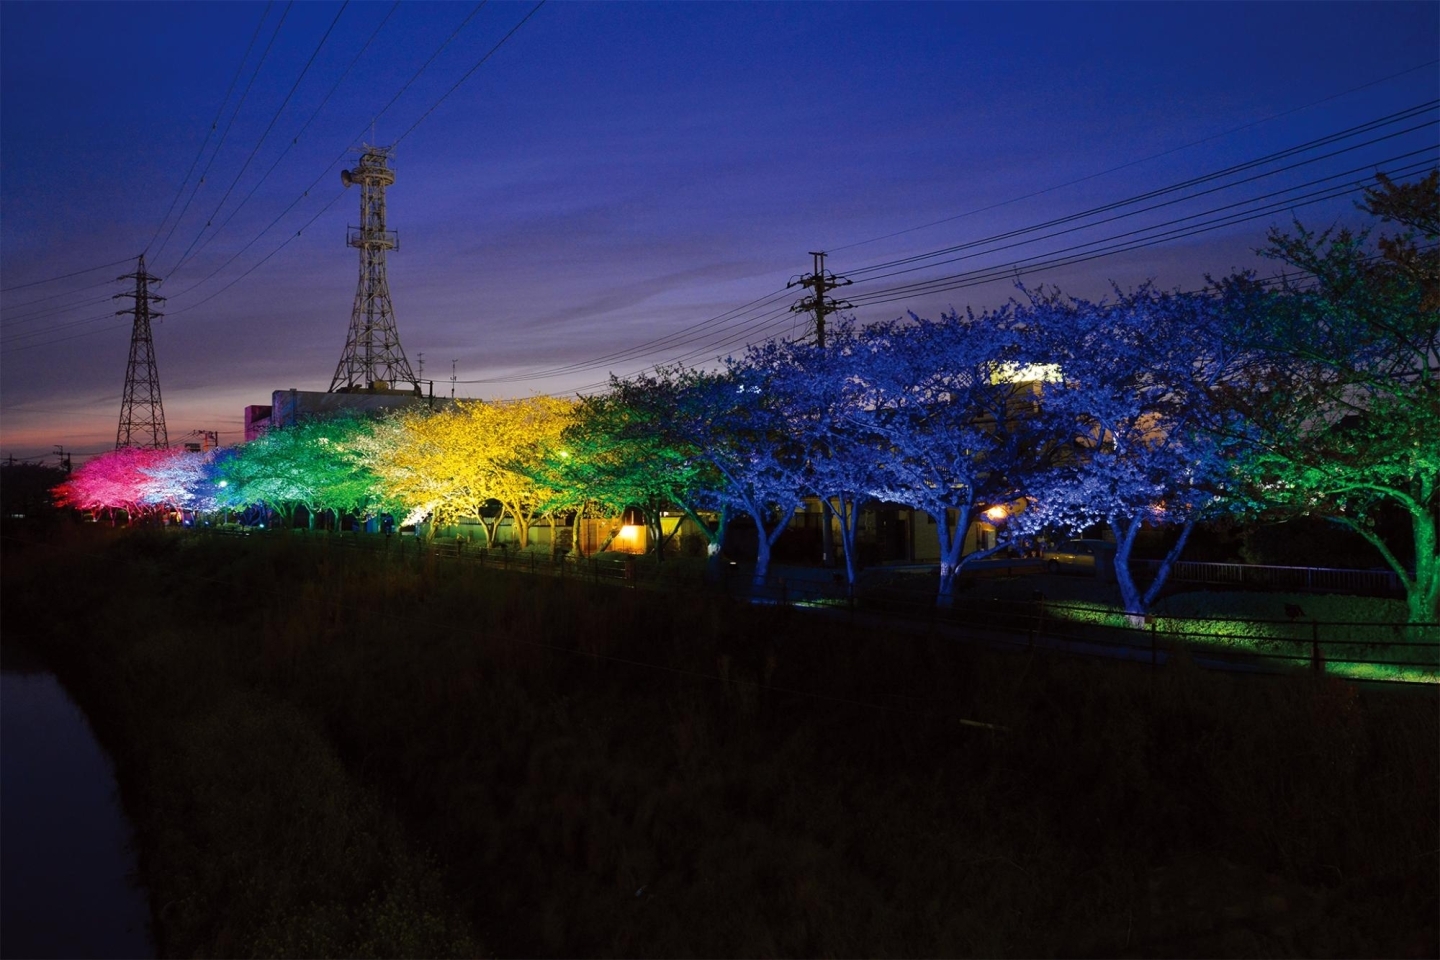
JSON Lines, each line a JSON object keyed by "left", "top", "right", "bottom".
{"left": 114, "top": 255, "right": 169, "bottom": 449}
{"left": 330, "top": 144, "right": 418, "bottom": 393}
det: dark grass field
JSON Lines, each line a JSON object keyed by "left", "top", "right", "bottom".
{"left": 3, "top": 525, "right": 1436, "bottom": 958}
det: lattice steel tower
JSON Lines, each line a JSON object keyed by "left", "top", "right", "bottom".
{"left": 114, "top": 254, "right": 169, "bottom": 449}
{"left": 330, "top": 144, "right": 418, "bottom": 393}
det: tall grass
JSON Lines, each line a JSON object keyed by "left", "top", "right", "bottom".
{"left": 4, "top": 526, "right": 1436, "bottom": 957}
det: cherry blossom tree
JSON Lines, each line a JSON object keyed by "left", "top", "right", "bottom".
{"left": 526, "top": 388, "right": 722, "bottom": 561}
{"left": 735, "top": 324, "right": 888, "bottom": 589}
{"left": 213, "top": 413, "right": 390, "bottom": 528}
{"left": 857, "top": 308, "right": 1059, "bottom": 604}
{"left": 612, "top": 366, "right": 806, "bottom": 583}
{"left": 138, "top": 448, "right": 220, "bottom": 514}
{"left": 1212, "top": 170, "right": 1439, "bottom": 625}
{"left": 357, "top": 398, "right": 573, "bottom": 546}
{"left": 1021, "top": 285, "right": 1244, "bottom": 620}
{"left": 53, "top": 446, "right": 178, "bottom": 519}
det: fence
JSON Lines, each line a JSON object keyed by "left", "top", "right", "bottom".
{"left": 843, "top": 578, "right": 1437, "bottom": 683}
{"left": 207, "top": 527, "right": 1438, "bottom": 685}
{"left": 1130, "top": 559, "right": 1405, "bottom": 598}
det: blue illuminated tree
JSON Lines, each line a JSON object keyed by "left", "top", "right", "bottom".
{"left": 857, "top": 308, "right": 1058, "bottom": 604}
{"left": 735, "top": 323, "right": 889, "bottom": 588}
{"left": 139, "top": 448, "right": 222, "bottom": 514}
{"left": 1020, "top": 285, "right": 1245, "bottom": 619}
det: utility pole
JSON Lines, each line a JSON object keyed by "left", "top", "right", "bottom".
{"left": 330, "top": 144, "right": 419, "bottom": 393}
{"left": 451, "top": 359, "right": 458, "bottom": 400}
{"left": 787, "top": 251, "right": 852, "bottom": 348}
{"left": 114, "top": 254, "right": 169, "bottom": 449}
{"left": 788, "top": 252, "right": 853, "bottom": 567}
{"left": 53, "top": 446, "right": 71, "bottom": 474}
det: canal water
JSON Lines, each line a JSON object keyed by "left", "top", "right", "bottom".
{"left": 1, "top": 655, "right": 154, "bottom": 959}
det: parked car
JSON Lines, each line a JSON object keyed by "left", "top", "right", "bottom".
{"left": 1042, "top": 539, "right": 1114, "bottom": 574}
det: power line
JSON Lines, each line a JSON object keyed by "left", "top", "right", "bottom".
{"left": 169, "top": 1, "right": 350, "bottom": 276}
{"left": 143, "top": 3, "right": 273, "bottom": 259}
{"left": 468, "top": 115, "right": 1435, "bottom": 395}
{"left": 169, "top": 2, "right": 399, "bottom": 276}
{"left": 844, "top": 101, "right": 1437, "bottom": 278}
{"left": 161, "top": 2, "right": 297, "bottom": 276}
{"left": 0, "top": 310, "right": 121, "bottom": 348}
{"left": 452, "top": 286, "right": 795, "bottom": 385}
{"left": 845, "top": 163, "right": 1436, "bottom": 308}
{"left": 826, "top": 58, "right": 1440, "bottom": 254}
{"left": 845, "top": 157, "right": 1437, "bottom": 308}
{"left": 1, "top": 293, "right": 115, "bottom": 327}
{"left": 153, "top": 2, "right": 290, "bottom": 269}
{"left": 0, "top": 277, "right": 126, "bottom": 322}
{"left": 0, "top": 257, "right": 135, "bottom": 293}
{"left": 393, "top": 0, "right": 548, "bottom": 147}
{"left": 166, "top": 189, "right": 348, "bottom": 318}
{"left": 0, "top": 315, "right": 130, "bottom": 354}
{"left": 160, "top": 1, "right": 502, "bottom": 311}
{"left": 845, "top": 145, "right": 1437, "bottom": 297}
{"left": 463, "top": 104, "right": 1435, "bottom": 395}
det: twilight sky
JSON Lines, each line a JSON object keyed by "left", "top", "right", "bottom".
{"left": 2, "top": 0, "right": 1437, "bottom": 461}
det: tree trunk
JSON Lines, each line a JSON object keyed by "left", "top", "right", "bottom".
{"left": 836, "top": 494, "right": 862, "bottom": 589}
{"left": 932, "top": 505, "right": 972, "bottom": 607}
{"left": 751, "top": 504, "right": 795, "bottom": 585}
{"left": 1141, "top": 520, "right": 1196, "bottom": 612}
{"left": 1111, "top": 516, "right": 1144, "bottom": 619}
{"left": 1407, "top": 506, "right": 1439, "bottom": 626}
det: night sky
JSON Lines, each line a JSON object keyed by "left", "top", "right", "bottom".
{"left": 2, "top": 1, "right": 1436, "bottom": 461}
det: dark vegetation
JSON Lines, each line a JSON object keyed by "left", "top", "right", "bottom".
{"left": 3, "top": 526, "right": 1436, "bottom": 958}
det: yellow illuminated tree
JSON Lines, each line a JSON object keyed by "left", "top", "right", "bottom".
{"left": 359, "top": 397, "right": 573, "bottom": 546}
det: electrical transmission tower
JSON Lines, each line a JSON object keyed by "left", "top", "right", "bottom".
{"left": 330, "top": 144, "right": 418, "bottom": 393}
{"left": 114, "top": 254, "right": 169, "bottom": 449}
{"left": 787, "top": 251, "right": 853, "bottom": 348}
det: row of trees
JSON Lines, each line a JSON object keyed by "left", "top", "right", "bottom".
{"left": 55, "top": 173, "right": 1437, "bottom": 622}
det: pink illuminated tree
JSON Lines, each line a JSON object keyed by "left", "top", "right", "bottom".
{"left": 53, "top": 446, "right": 180, "bottom": 518}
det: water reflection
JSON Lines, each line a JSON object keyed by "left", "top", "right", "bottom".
{"left": 1, "top": 661, "right": 154, "bottom": 959}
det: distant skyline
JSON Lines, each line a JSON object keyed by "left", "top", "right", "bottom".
{"left": 2, "top": 0, "right": 1437, "bottom": 461}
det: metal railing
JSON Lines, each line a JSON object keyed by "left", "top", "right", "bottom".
{"left": 1130, "top": 559, "right": 1405, "bottom": 598}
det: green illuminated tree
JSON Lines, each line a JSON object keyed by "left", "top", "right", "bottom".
{"left": 527, "top": 389, "right": 722, "bottom": 562}
{"left": 1216, "top": 170, "right": 1439, "bottom": 625}
{"left": 214, "top": 413, "right": 390, "bottom": 528}
{"left": 610, "top": 366, "right": 805, "bottom": 583}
